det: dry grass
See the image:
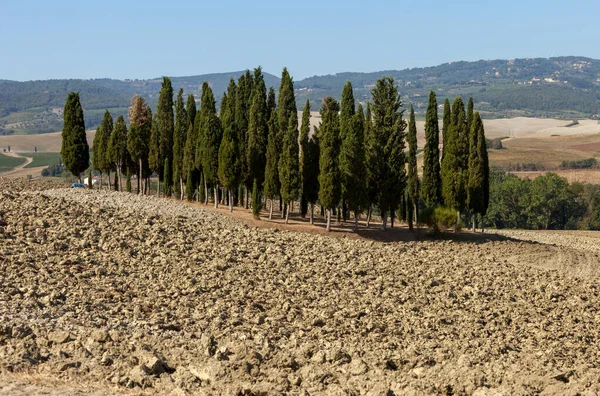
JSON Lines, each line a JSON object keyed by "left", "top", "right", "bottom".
{"left": 0, "top": 130, "right": 95, "bottom": 152}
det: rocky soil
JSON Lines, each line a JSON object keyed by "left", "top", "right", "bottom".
{"left": 1, "top": 178, "right": 600, "bottom": 395}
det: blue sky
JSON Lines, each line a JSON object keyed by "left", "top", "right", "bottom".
{"left": 1, "top": 0, "right": 599, "bottom": 81}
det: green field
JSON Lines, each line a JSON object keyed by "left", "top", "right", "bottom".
{"left": 0, "top": 153, "right": 26, "bottom": 172}
{"left": 23, "top": 152, "right": 61, "bottom": 168}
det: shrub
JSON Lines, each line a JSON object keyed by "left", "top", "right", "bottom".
{"left": 422, "top": 206, "right": 460, "bottom": 236}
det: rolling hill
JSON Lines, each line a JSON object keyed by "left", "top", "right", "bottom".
{"left": 1, "top": 56, "right": 599, "bottom": 134}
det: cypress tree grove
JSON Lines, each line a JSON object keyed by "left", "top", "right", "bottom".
{"left": 236, "top": 71, "right": 252, "bottom": 206}
{"left": 342, "top": 104, "right": 367, "bottom": 230}
{"left": 61, "top": 92, "right": 89, "bottom": 183}
{"left": 421, "top": 91, "right": 442, "bottom": 208}
{"left": 218, "top": 82, "right": 241, "bottom": 212}
{"left": 339, "top": 81, "right": 356, "bottom": 221}
{"left": 183, "top": 95, "right": 198, "bottom": 201}
{"left": 246, "top": 68, "right": 268, "bottom": 198}
{"left": 279, "top": 113, "right": 300, "bottom": 223}
{"left": 199, "top": 84, "right": 222, "bottom": 207}
{"left": 173, "top": 88, "right": 188, "bottom": 199}
{"left": 92, "top": 110, "right": 112, "bottom": 188}
{"left": 407, "top": 104, "right": 419, "bottom": 230}
{"left": 266, "top": 87, "right": 276, "bottom": 120}
{"left": 441, "top": 96, "right": 468, "bottom": 228}
{"left": 108, "top": 115, "right": 128, "bottom": 191}
{"left": 157, "top": 77, "right": 174, "bottom": 197}
{"left": 299, "top": 100, "right": 311, "bottom": 218}
{"left": 277, "top": 67, "right": 297, "bottom": 213}
{"left": 318, "top": 97, "right": 341, "bottom": 232}
{"left": 442, "top": 98, "right": 451, "bottom": 161}
{"left": 186, "top": 94, "right": 197, "bottom": 130}
{"left": 303, "top": 126, "right": 320, "bottom": 223}
{"left": 467, "top": 111, "right": 485, "bottom": 231}
{"left": 370, "top": 77, "right": 406, "bottom": 230}
{"left": 127, "top": 95, "right": 152, "bottom": 194}
{"left": 264, "top": 110, "right": 280, "bottom": 220}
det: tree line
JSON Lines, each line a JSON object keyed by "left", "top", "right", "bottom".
{"left": 61, "top": 68, "right": 490, "bottom": 232}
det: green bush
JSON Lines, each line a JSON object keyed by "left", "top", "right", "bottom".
{"left": 422, "top": 206, "right": 460, "bottom": 236}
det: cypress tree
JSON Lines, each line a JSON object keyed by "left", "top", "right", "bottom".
{"left": 252, "top": 178, "right": 261, "bottom": 219}
{"left": 318, "top": 97, "right": 341, "bottom": 231}
{"left": 108, "top": 115, "right": 128, "bottom": 191}
{"left": 173, "top": 88, "right": 188, "bottom": 199}
{"left": 441, "top": 97, "right": 468, "bottom": 228}
{"left": 442, "top": 98, "right": 451, "bottom": 161}
{"left": 266, "top": 87, "right": 276, "bottom": 119}
{"left": 421, "top": 91, "right": 442, "bottom": 208}
{"left": 302, "top": 122, "right": 320, "bottom": 224}
{"left": 61, "top": 92, "right": 89, "bottom": 183}
{"left": 184, "top": 111, "right": 200, "bottom": 201}
{"left": 246, "top": 68, "right": 268, "bottom": 192}
{"left": 407, "top": 104, "right": 419, "bottom": 230}
{"left": 198, "top": 83, "right": 222, "bottom": 207}
{"left": 264, "top": 110, "right": 280, "bottom": 220}
{"left": 277, "top": 68, "right": 297, "bottom": 213}
{"left": 126, "top": 169, "right": 132, "bottom": 192}
{"left": 128, "top": 95, "right": 151, "bottom": 194}
{"left": 364, "top": 103, "right": 377, "bottom": 226}
{"left": 235, "top": 72, "right": 251, "bottom": 206}
{"left": 339, "top": 82, "right": 356, "bottom": 221}
{"left": 218, "top": 81, "right": 240, "bottom": 212}
{"left": 342, "top": 103, "right": 367, "bottom": 230}
{"left": 370, "top": 77, "right": 406, "bottom": 230}
{"left": 467, "top": 112, "right": 485, "bottom": 231}
{"left": 148, "top": 113, "right": 161, "bottom": 195}
{"left": 480, "top": 117, "right": 490, "bottom": 232}
{"left": 299, "top": 100, "right": 311, "bottom": 218}
{"left": 279, "top": 113, "right": 300, "bottom": 223}
{"left": 93, "top": 110, "right": 113, "bottom": 188}
{"left": 157, "top": 77, "right": 174, "bottom": 197}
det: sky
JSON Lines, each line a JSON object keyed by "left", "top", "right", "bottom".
{"left": 2, "top": 0, "right": 599, "bottom": 82}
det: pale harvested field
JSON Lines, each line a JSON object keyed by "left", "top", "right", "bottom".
{"left": 0, "top": 130, "right": 95, "bottom": 153}
{"left": 511, "top": 169, "right": 600, "bottom": 184}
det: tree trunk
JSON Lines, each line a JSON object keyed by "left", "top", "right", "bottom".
{"left": 481, "top": 216, "right": 485, "bottom": 233}
{"left": 214, "top": 186, "right": 219, "bottom": 209}
{"left": 269, "top": 199, "right": 273, "bottom": 220}
{"left": 342, "top": 200, "right": 348, "bottom": 222}
{"left": 414, "top": 203, "right": 418, "bottom": 227}
{"left": 282, "top": 203, "right": 286, "bottom": 219}
{"left": 326, "top": 209, "right": 331, "bottom": 232}
{"left": 310, "top": 203, "right": 314, "bottom": 225}
{"left": 157, "top": 177, "right": 160, "bottom": 197}
{"left": 204, "top": 177, "right": 209, "bottom": 205}
{"left": 456, "top": 210, "right": 460, "bottom": 232}
{"left": 139, "top": 159, "right": 143, "bottom": 195}
{"left": 180, "top": 176, "right": 184, "bottom": 200}
{"left": 354, "top": 212, "right": 359, "bottom": 231}
{"left": 366, "top": 207, "right": 372, "bottom": 227}
{"left": 285, "top": 201, "right": 290, "bottom": 224}
{"left": 472, "top": 214, "right": 476, "bottom": 232}
{"left": 391, "top": 211, "right": 395, "bottom": 229}
{"left": 337, "top": 206, "right": 341, "bottom": 225}
{"left": 381, "top": 211, "right": 387, "bottom": 231}
{"left": 229, "top": 189, "right": 233, "bottom": 212}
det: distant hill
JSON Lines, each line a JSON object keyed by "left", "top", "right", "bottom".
{"left": 1, "top": 57, "right": 599, "bottom": 134}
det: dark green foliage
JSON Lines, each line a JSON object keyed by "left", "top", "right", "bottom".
{"left": 467, "top": 112, "right": 486, "bottom": 218}
{"left": 422, "top": 206, "right": 459, "bottom": 236}
{"left": 407, "top": 104, "right": 419, "bottom": 225}
{"left": 318, "top": 97, "right": 341, "bottom": 210}
{"left": 185, "top": 169, "right": 195, "bottom": 201}
{"left": 252, "top": 178, "right": 261, "bottom": 218}
{"left": 279, "top": 113, "right": 300, "bottom": 204}
{"left": 127, "top": 96, "right": 152, "bottom": 187}
{"left": 422, "top": 91, "right": 442, "bottom": 207}
{"left": 198, "top": 84, "right": 222, "bottom": 187}
{"left": 442, "top": 98, "right": 451, "bottom": 161}
{"left": 93, "top": 110, "right": 113, "bottom": 175}
{"left": 277, "top": 68, "right": 297, "bottom": 137}
{"left": 364, "top": 103, "right": 377, "bottom": 209}
{"left": 218, "top": 84, "right": 240, "bottom": 190}
{"left": 299, "top": 100, "right": 311, "bottom": 217}
{"left": 466, "top": 97, "right": 474, "bottom": 133}
{"left": 148, "top": 113, "right": 161, "bottom": 178}
{"left": 247, "top": 68, "right": 268, "bottom": 188}
{"left": 339, "top": 82, "right": 356, "bottom": 142}
{"left": 560, "top": 158, "right": 598, "bottom": 169}
{"left": 186, "top": 94, "right": 197, "bottom": 129}
{"left": 61, "top": 92, "right": 89, "bottom": 181}
{"left": 108, "top": 115, "right": 128, "bottom": 188}
{"left": 173, "top": 88, "right": 188, "bottom": 195}
{"left": 126, "top": 169, "right": 132, "bottom": 192}
{"left": 341, "top": 103, "right": 367, "bottom": 219}
{"left": 184, "top": 111, "right": 200, "bottom": 177}
{"left": 163, "top": 158, "right": 171, "bottom": 197}
{"left": 264, "top": 110, "right": 280, "bottom": 200}
{"left": 235, "top": 71, "right": 251, "bottom": 192}
{"left": 441, "top": 97, "right": 468, "bottom": 211}
{"left": 266, "top": 87, "right": 276, "bottom": 119}
{"left": 157, "top": 77, "right": 174, "bottom": 193}
{"left": 370, "top": 77, "right": 407, "bottom": 227}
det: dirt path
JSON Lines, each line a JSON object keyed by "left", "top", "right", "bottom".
{"left": 0, "top": 152, "right": 36, "bottom": 178}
